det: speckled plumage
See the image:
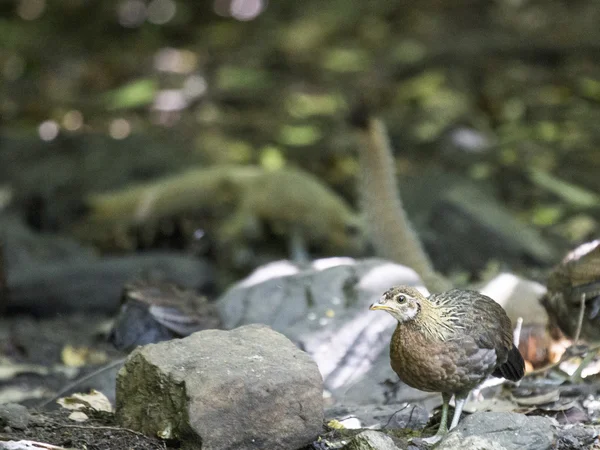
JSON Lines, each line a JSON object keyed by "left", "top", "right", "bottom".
{"left": 389, "top": 288, "right": 521, "bottom": 395}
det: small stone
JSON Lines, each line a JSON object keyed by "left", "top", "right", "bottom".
{"left": 0, "top": 404, "right": 31, "bottom": 430}
{"left": 437, "top": 434, "right": 509, "bottom": 450}
{"left": 343, "top": 430, "right": 400, "bottom": 450}
{"left": 556, "top": 424, "right": 598, "bottom": 450}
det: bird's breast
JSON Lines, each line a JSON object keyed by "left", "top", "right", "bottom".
{"left": 390, "top": 324, "right": 497, "bottom": 394}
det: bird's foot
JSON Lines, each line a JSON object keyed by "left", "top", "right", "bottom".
{"left": 421, "top": 435, "right": 443, "bottom": 445}
{"left": 419, "top": 427, "right": 448, "bottom": 446}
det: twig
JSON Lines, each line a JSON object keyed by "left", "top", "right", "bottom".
{"left": 382, "top": 403, "right": 410, "bottom": 429}
{"left": 573, "top": 293, "right": 587, "bottom": 344}
{"left": 37, "top": 358, "right": 126, "bottom": 408}
{"left": 58, "top": 424, "right": 148, "bottom": 439}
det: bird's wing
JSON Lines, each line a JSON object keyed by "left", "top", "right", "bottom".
{"left": 454, "top": 291, "right": 514, "bottom": 357}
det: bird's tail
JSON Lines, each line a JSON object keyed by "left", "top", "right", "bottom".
{"left": 493, "top": 344, "right": 525, "bottom": 381}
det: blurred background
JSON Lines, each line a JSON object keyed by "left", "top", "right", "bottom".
{"left": 1, "top": 0, "right": 600, "bottom": 425}
{"left": 2, "top": 0, "right": 600, "bottom": 284}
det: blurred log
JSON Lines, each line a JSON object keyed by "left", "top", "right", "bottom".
{"left": 5, "top": 252, "right": 213, "bottom": 316}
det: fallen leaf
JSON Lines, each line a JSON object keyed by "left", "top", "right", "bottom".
{"left": 327, "top": 419, "right": 346, "bottom": 430}
{"left": 68, "top": 411, "right": 89, "bottom": 422}
{"left": 512, "top": 389, "right": 560, "bottom": 406}
{"left": 57, "top": 389, "right": 113, "bottom": 413}
{"left": 61, "top": 345, "right": 108, "bottom": 367}
{"left": 61, "top": 345, "right": 88, "bottom": 367}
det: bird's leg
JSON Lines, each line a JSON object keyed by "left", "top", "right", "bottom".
{"left": 422, "top": 392, "right": 451, "bottom": 444}
{"left": 449, "top": 392, "right": 468, "bottom": 430}
{"left": 437, "top": 392, "right": 451, "bottom": 434}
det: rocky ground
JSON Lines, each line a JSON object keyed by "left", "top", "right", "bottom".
{"left": 2, "top": 237, "right": 600, "bottom": 449}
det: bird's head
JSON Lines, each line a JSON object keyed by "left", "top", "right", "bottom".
{"left": 369, "top": 285, "right": 426, "bottom": 323}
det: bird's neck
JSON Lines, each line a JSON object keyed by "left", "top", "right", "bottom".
{"left": 409, "top": 298, "right": 457, "bottom": 341}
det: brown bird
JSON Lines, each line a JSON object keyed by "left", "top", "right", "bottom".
{"left": 370, "top": 285, "right": 525, "bottom": 443}
{"left": 541, "top": 239, "right": 600, "bottom": 379}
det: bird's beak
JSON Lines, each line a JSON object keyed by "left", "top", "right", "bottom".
{"left": 369, "top": 301, "right": 393, "bottom": 312}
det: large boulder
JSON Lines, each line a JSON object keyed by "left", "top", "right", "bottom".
{"left": 216, "top": 257, "right": 424, "bottom": 404}
{"left": 116, "top": 324, "right": 324, "bottom": 450}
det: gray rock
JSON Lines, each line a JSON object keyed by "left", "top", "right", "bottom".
{"left": 556, "top": 425, "right": 598, "bottom": 450}
{"left": 436, "top": 435, "right": 510, "bottom": 450}
{"left": 325, "top": 403, "right": 429, "bottom": 430}
{"left": 216, "top": 257, "right": 419, "bottom": 336}
{"left": 437, "top": 412, "right": 556, "bottom": 450}
{"left": 478, "top": 272, "right": 548, "bottom": 326}
{"left": 342, "top": 430, "right": 400, "bottom": 450}
{"left": 216, "top": 257, "right": 424, "bottom": 404}
{"left": 0, "top": 404, "right": 31, "bottom": 430}
{"left": 116, "top": 324, "right": 323, "bottom": 450}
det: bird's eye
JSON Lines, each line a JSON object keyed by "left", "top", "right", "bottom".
{"left": 397, "top": 295, "right": 406, "bottom": 303}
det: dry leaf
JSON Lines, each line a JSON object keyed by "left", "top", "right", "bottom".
{"left": 61, "top": 345, "right": 89, "bottom": 367}
{"left": 68, "top": 411, "right": 89, "bottom": 422}
{"left": 512, "top": 389, "right": 560, "bottom": 406}
{"left": 57, "top": 389, "right": 113, "bottom": 413}
{"left": 61, "top": 345, "right": 108, "bottom": 367}
{"left": 538, "top": 400, "right": 580, "bottom": 412}
{"left": 326, "top": 419, "right": 346, "bottom": 430}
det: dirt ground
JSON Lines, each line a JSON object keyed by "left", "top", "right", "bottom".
{"left": 0, "top": 408, "right": 171, "bottom": 450}
{"left": 0, "top": 312, "right": 162, "bottom": 449}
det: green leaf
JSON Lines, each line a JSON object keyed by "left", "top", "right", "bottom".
{"left": 103, "top": 79, "right": 158, "bottom": 111}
